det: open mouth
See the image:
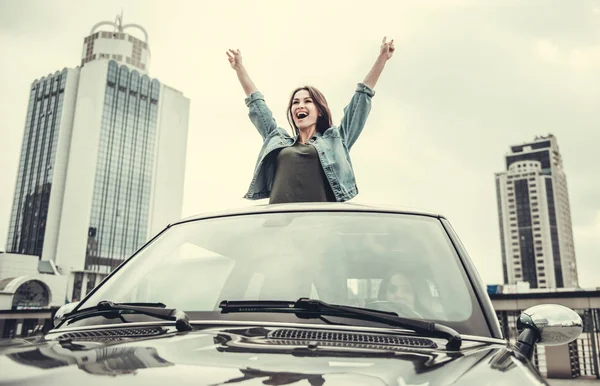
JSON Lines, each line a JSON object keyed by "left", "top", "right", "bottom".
{"left": 296, "top": 111, "right": 308, "bottom": 119}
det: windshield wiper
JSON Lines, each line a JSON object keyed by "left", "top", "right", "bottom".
{"left": 219, "top": 298, "right": 461, "bottom": 351}
{"left": 61, "top": 301, "right": 193, "bottom": 332}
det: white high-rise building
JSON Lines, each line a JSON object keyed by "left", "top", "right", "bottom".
{"left": 495, "top": 135, "right": 578, "bottom": 289}
{"left": 4, "top": 15, "right": 189, "bottom": 302}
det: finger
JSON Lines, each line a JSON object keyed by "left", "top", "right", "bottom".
{"left": 382, "top": 36, "right": 386, "bottom": 44}
{"left": 226, "top": 51, "right": 232, "bottom": 58}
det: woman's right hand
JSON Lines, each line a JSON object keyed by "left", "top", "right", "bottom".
{"left": 226, "top": 49, "right": 244, "bottom": 71}
{"left": 227, "top": 48, "right": 258, "bottom": 97}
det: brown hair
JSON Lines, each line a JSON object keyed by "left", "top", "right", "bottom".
{"left": 286, "top": 86, "right": 333, "bottom": 136}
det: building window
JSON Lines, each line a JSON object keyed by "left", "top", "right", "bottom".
{"left": 72, "top": 273, "right": 83, "bottom": 302}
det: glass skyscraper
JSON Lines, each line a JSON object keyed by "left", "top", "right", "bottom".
{"left": 4, "top": 16, "right": 190, "bottom": 301}
{"left": 6, "top": 71, "right": 69, "bottom": 257}
{"left": 85, "top": 62, "right": 160, "bottom": 272}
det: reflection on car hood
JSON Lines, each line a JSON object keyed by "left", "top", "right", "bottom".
{"left": 0, "top": 324, "right": 546, "bottom": 385}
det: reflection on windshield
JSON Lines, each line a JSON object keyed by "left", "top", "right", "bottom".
{"left": 82, "top": 212, "right": 474, "bottom": 323}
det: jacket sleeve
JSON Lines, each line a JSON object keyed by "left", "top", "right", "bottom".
{"left": 338, "top": 83, "right": 375, "bottom": 150}
{"left": 245, "top": 91, "right": 279, "bottom": 140}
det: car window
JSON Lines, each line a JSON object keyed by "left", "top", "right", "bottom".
{"left": 82, "top": 212, "right": 483, "bottom": 330}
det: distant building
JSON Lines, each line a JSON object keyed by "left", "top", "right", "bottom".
{"left": 4, "top": 15, "right": 190, "bottom": 303}
{"left": 495, "top": 134, "right": 578, "bottom": 289}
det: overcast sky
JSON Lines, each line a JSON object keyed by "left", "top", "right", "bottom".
{"left": 0, "top": 0, "right": 598, "bottom": 288}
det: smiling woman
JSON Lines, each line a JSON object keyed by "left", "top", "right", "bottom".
{"left": 226, "top": 37, "right": 395, "bottom": 204}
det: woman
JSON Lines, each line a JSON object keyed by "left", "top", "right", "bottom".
{"left": 377, "top": 271, "right": 430, "bottom": 319}
{"left": 226, "top": 37, "right": 395, "bottom": 204}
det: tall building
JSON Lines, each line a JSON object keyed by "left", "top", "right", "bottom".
{"left": 5, "top": 15, "right": 189, "bottom": 302}
{"left": 495, "top": 134, "right": 578, "bottom": 289}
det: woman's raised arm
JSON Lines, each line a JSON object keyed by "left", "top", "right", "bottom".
{"left": 338, "top": 37, "right": 395, "bottom": 149}
{"left": 227, "top": 48, "right": 279, "bottom": 140}
{"left": 362, "top": 37, "right": 395, "bottom": 89}
{"left": 227, "top": 49, "right": 258, "bottom": 96}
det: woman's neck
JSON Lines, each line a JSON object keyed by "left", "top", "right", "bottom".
{"left": 298, "top": 127, "right": 317, "bottom": 144}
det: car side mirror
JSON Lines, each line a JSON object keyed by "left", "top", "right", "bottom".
{"left": 515, "top": 304, "right": 583, "bottom": 359}
{"left": 53, "top": 301, "right": 80, "bottom": 327}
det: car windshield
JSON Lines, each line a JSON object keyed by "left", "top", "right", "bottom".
{"left": 80, "top": 210, "right": 484, "bottom": 331}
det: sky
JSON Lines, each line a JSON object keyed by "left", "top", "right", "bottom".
{"left": 0, "top": 0, "right": 598, "bottom": 288}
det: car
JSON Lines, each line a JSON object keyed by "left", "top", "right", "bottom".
{"left": 0, "top": 203, "right": 583, "bottom": 385}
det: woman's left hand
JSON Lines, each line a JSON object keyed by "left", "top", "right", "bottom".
{"left": 362, "top": 36, "right": 395, "bottom": 89}
{"left": 379, "top": 37, "right": 395, "bottom": 60}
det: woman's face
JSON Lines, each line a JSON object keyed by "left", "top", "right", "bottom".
{"left": 290, "top": 89, "right": 320, "bottom": 132}
{"left": 385, "top": 273, "right": 416, "bottom": 308}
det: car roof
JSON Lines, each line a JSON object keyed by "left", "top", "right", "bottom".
{"left": 172, "top": 202, "right": 446, "bottom": 226}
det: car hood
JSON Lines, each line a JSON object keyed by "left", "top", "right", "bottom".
{"left": 0, "top": 324, "right": 546, "bottom": 385}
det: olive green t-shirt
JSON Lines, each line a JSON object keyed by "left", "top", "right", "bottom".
{"left": 269, "top": 142, "right": 336, "bottom": 204}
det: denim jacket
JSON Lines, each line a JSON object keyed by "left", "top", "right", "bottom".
{"left": 243, "top": 83, "right": 375, "bottom": 202}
